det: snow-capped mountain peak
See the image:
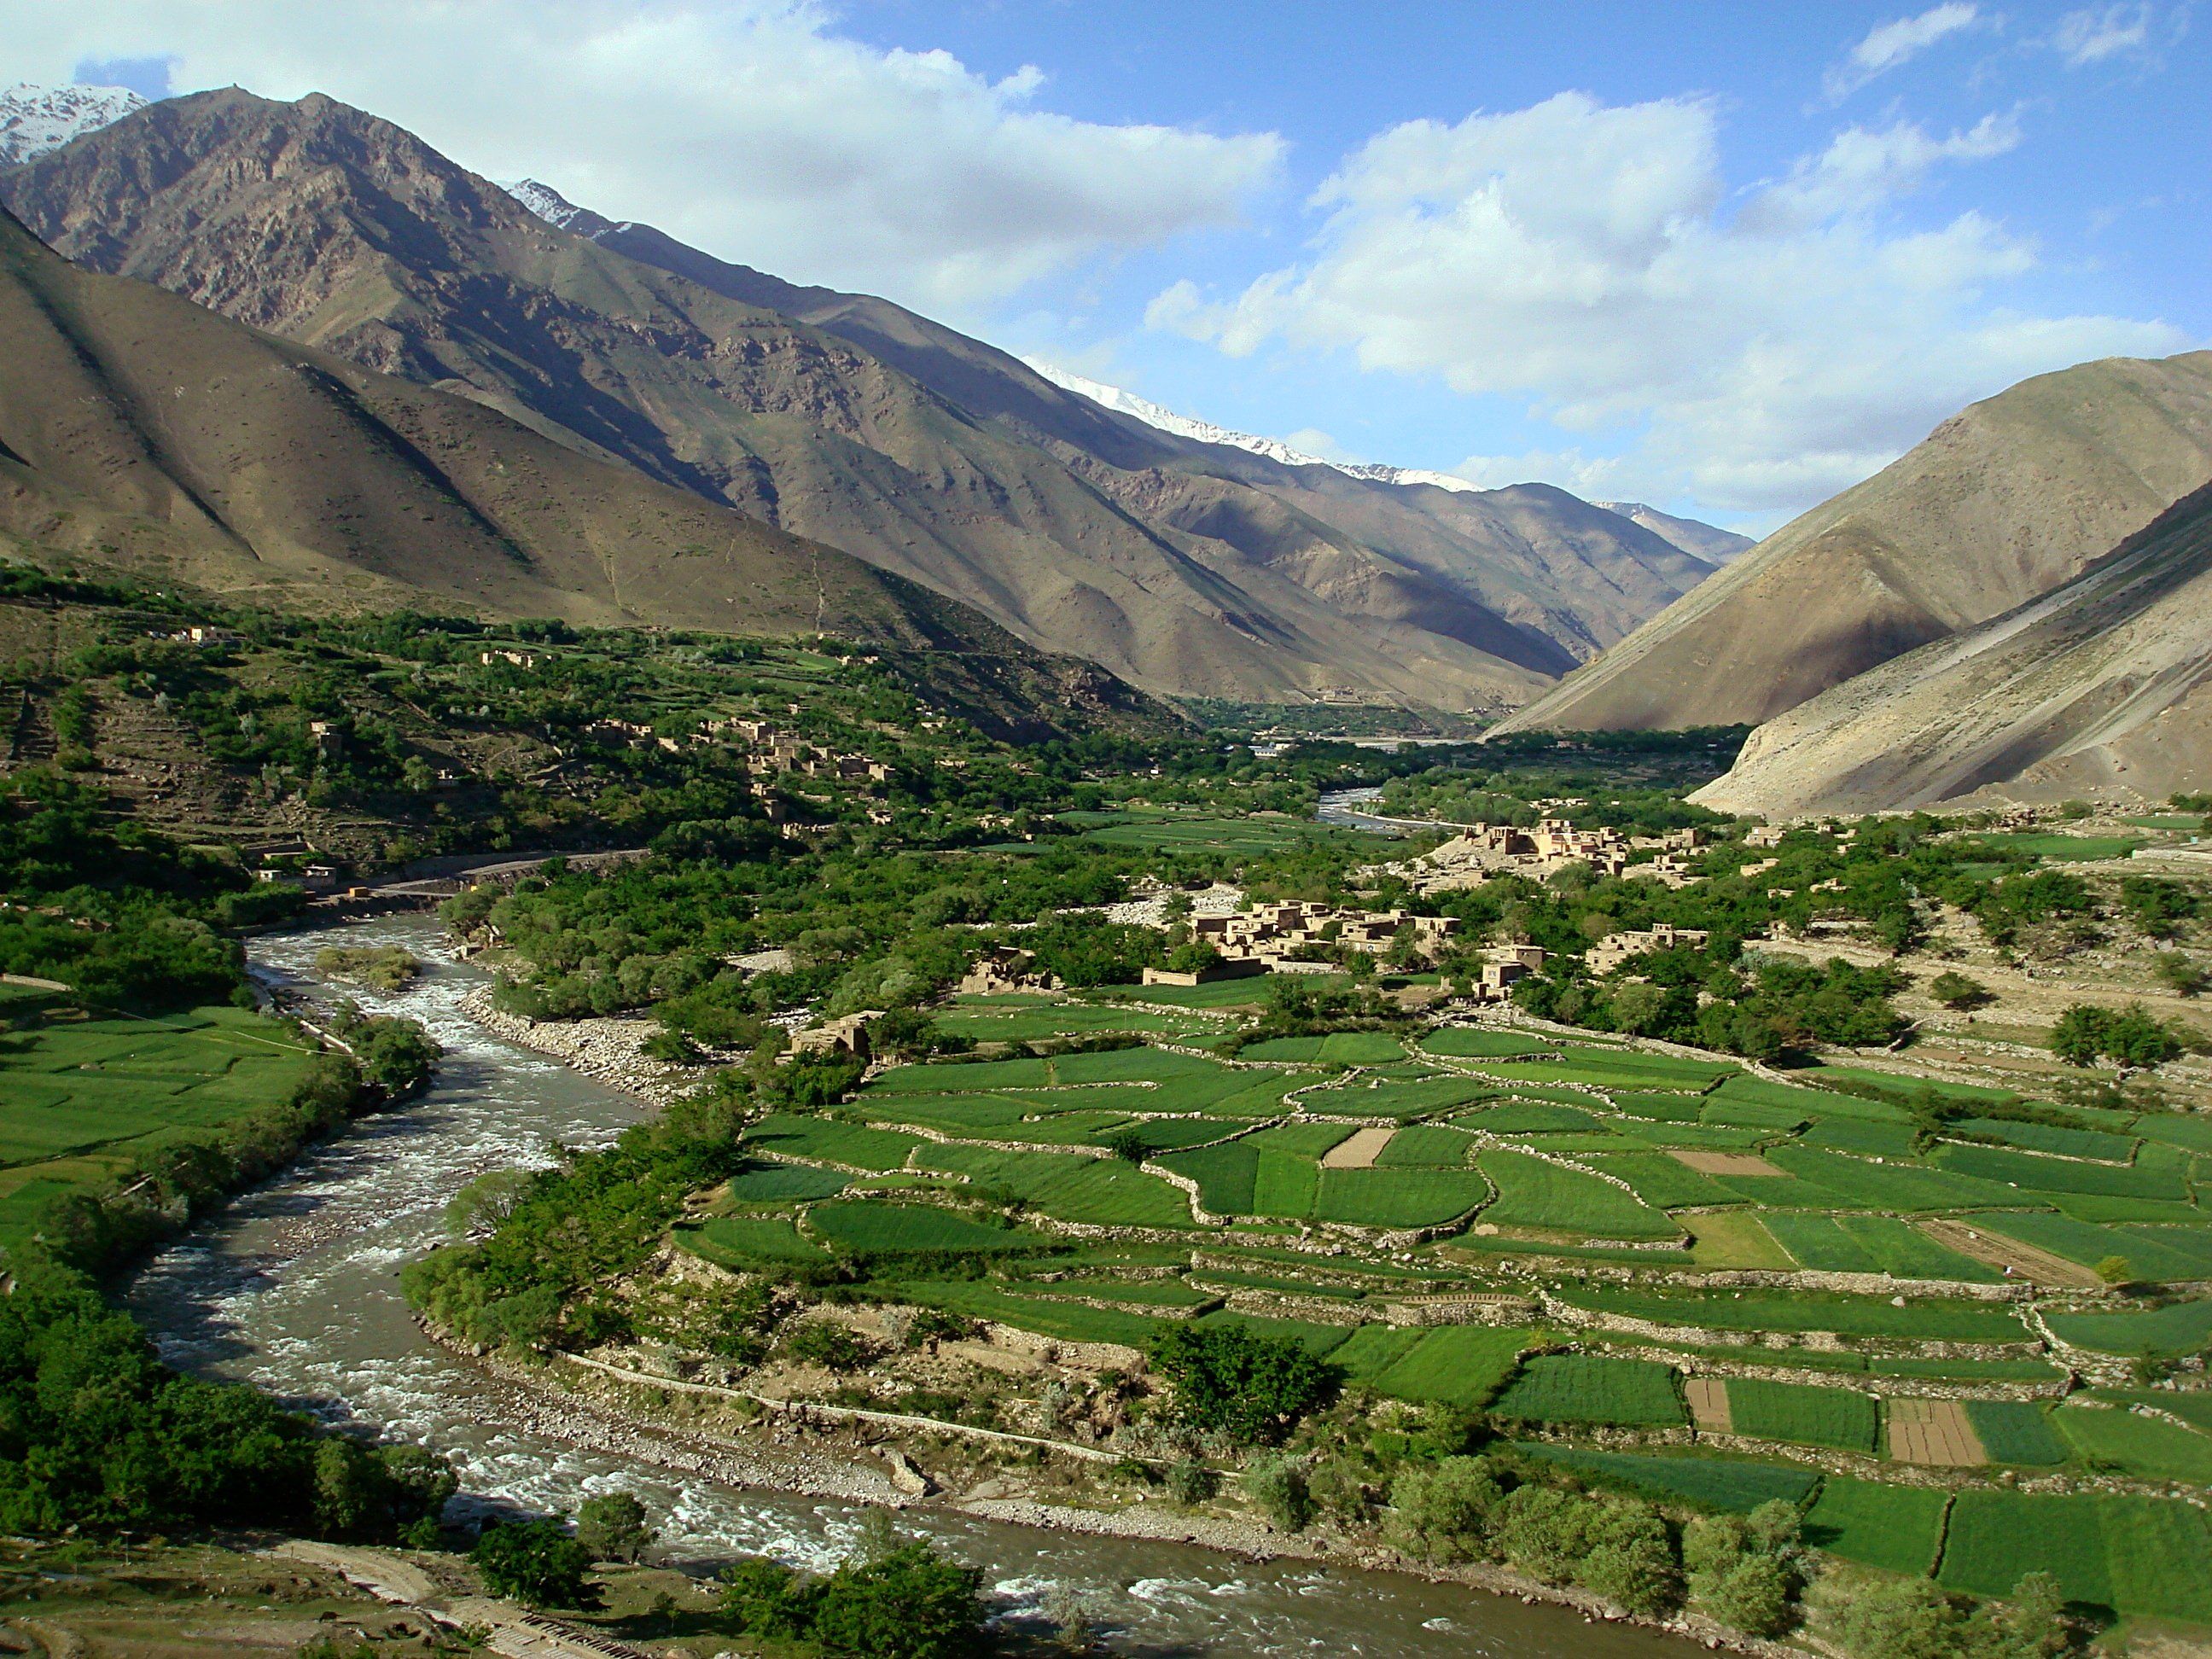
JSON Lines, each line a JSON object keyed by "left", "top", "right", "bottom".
{"left": 498, "top": 178, "right": 622, "bottom": 240}
{"left": 1022, "top": 358, "right": 1480, "bottom": 494}
{"left": 0, "top": 82, "right": 148, "bottom": 166}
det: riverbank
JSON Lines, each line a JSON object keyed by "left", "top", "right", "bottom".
{"left": 463, "top": 986, "right": 693, "bottom": 1108}
{"left": 425, "top": 1294, "right": 1785, "bottom": 1658}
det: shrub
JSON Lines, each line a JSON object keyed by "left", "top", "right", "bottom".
{"left": 1386, "top": 1455, "right": 1505, "bottom": 1563}
{"left": 1164, "top": 1459, "right": 1216, "bottom": 1505}
{"left": 1242, "top": 1452, "right": 1312, "bottom": 1533}
{"left": 782, "top": 1320, "right": 874, "bottom": 1371}
{"left": 471, "top": 1516, "right": 595, "bottom": 1607}
{"left": 719, "top": 1525, "right": 986, "bottom": 1659}
{"left": 1929, "top": 972, "right": 1992, "bottom": 1010}
{"left": 2052, "top": 1002, "right": 2182, "bottom": 1069}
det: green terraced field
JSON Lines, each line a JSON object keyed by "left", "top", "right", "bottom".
{"left": 1519, "top": 1446, "right": 1820, "bottom": 1513}
{"left": 1954, "top": 1117, "right": 2139, "bottom": 1162}
{"left": 677, "top": 1215, "right": 827, "bottom": 1265}
{"left": 1937, "top": 1491, "right": 2115, "bottom": 1607}
{"left": 1724, "top": 1378, "right": 1878, "bottom": 1451}
{"left": 1373, "top": 1124, "right": 1476, "bottom": 1167}
{"left": 1330, "top": 1324, "right": 1429, "bottom": 1382}
{"left": 1805, "top": 1478, "right": 1950, "bottom": 1575}
{"left": 1490, "top": 1353, "right": 1685, "bottom": 1426}
{"left": 1458, "top": 1100, "right": 1604, "bottom": 1134}
{"left": 1475, "top": 1150, "right": 1680, "bottom": 1240}
{"left": 2045, "top": 1297, "right": 2212, "bottom": 1355}
{"left": 1314, "top": 1167, "right": 1491, "bottom": 1228}
{"left": 1579, "top": 1150, "right": 1744, "bottom": 1208}
{"left": 1964, "top": 1400, "right": 2068, "bottom": 1466}
{"left": 746, "top": 1115, "right": 923, "bottom": 1171}
{"left": 1760, "top": 1213, "right": 2005, "bottom": 1282}
{"left": 917, "top": 1144, "right": 1194, "bottom": 1227}
{"left": 1936, "top": 1142, "right": 2190, "bottom": 1202}
{"left": 899, "top": 1278, "right": 1159, "bottom": 1348}
{"left": 723, "top": 1161, "right": 850, "bottom": 1202}
{"left": 1299, "top": 1074, "right": 1493, "bottom": 1118}
{"left": 1370, "top": 1325, "right": 1533, "bottom": 1407}
{"left": 1241, "top": 1032, "right": 1409, "bottom": 1065}
{"left": 1418, "top": 1029, "right": 1554, "bottom": 1058}
{"left": 0, "top": 1007, "right": 321, "bottom": 1245}
{"left": 1976, "top": 1214, "right": 2212, "bottom": 1284}
{"left": 808, "top": 1202, "right": 1045, "bottom": 1255}
{"left": 2053, "top": 1405, "right": 2212, "bottom": 1483}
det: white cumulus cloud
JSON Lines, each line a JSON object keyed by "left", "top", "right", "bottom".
{"left": 1150, "top": 92, "right": 2191, "bottom": 515}
{"left": 1, "top": 0, "right": 1284, "bottom": 315}
{"left": 1824, "top": 3, "right": 1984, "bottom": 101}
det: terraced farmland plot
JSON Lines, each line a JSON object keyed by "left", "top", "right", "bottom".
{"left": 2054, "top": 1405, "right": 2212, "bottom": 1483}
{"left": 2046, "top": 1297, "right": 2212, "bottom": 1355}
{"left": 1965, "top": 1400, "right": 2067, "bottom": 1465}
{"left": 1491, "top": 1353, "right": 1685, "bottom": 1426}
{"left": 1050, "top": 1046, "right": 1230, "bottom": 1085}
{"left": 1418, "top": 1029, "right": 1555, "bottom": 1059}
{"left": 746, "top": 1115, "right": 923, "bottom": 1171}
{"left": 2099, "top": 1497, "right": 2212, "bottom": 1625}
{"left": 1580, "top": 1151, "right": 1745, "bottom": 1209}
{"left": 1371, "top": 1324, "right": 1534, "bottom": 1407}
{"left": 1801, "top": 1118, "right": 1921, "bottom": 1158}
{"left": 1956, "top": 1116, "right": 2138, "bottom": 1162}
{"left": 1937, "top": 1491, "right": 2115, "bottom": 1606}
{"left": 1701, "top": 1098, "right": 1808, "bottom": 1132}
{"left": 1549, "top": 1050, "right": 1738, "bottom": 1090}
{"left": 1555, "top": 1285, "right": 2029, "bottom": 1343}
{"left": 1457, "top": 1100, "right": 1604, "bottom": 1134}
{"left": 0, "top": 1008, "right": 318, "bottom": 1176}
{"left": 1611, "top": 1091, "right": 1709, "bottom": 1123}
{"left": 867, "top": 1057, "right": 1057, "bottom": 1093}
{"left": 1475, "top": 1150, "right": 1679, "bottom": 1240}
{"left": 809, "top": 1202, "right": 1045, "bottom": 1255}
{"left": 1254, "top": 1149, "right": 1318, "bottom": 1219}
{"left": 678, "top": 1215, "right": 827, "bottom": 1266}
{"left": 1156, "top": 1138, "right": 1260, "bottom": 1215}
{"left": 1725, "top": 1378, "right": 1878, "bottom": 1451}
{"left": 1976, "top": 1214, "right": 2212, "bottom": 1284}
{"left": 1936, "top": 1142, "right": 2189, "bottom": 1202}
{"left": 1886, "top": 1398, "right": 1984, "bottom": 1465}
{"left": 1301, "top": 1074, "right": 1493, "bottom": 1120}
{"left": 932, "top": 1005, "right": 1208, "bottom": 1041}
{"left": 1733, "top": 1145, "right": 2023, "bottom": 1211}
{"left": 1330, "top": 1324, "right": 1428, "bottom": 1382}
{"left": 899, "top": 1278, "right": 1158, "bottom": 1348}
{"left": 1239, "top": 1032, "right": 1408, "bottom": 1064}
{"left": 1708, "top": 1074, "right": 1848, "bottom": 1114}
{"left": 1193, "top": 1311, "right": 1353, "bottom": 1357}
{"left": 1518, "top": 1447, "right": 1819, "bottom": 1513}
{"left": 1315, "top": 1167, "right": 1491, "bottom": 1228}
{"left": 723, "top": 1161, "right": 850, "bottom": 1202}
{"left": 1373, "top": 1124, "right": 1476, "bottom": 1167}
{"left": 1805, "top": 1479, "right": 1950, "bottom": 1575}
{"left": 1762, "top": 1213, "right": 2005, "bottom": 1282}
{"left": 917, "top": 1145, "right": 1195, "bottom": 1226}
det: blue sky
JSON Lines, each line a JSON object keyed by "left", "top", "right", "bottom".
{"left": 15, "top": 1, "right": 2206, "bottom": 529}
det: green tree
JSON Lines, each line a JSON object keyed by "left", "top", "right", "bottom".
{"left": 470, "top": 1516, "right": 595, "bottom": 1607}
{"left": 576, "top": 1491, "right": 655, "bottom": 1563}
{"left": 1148, "top": 1324, "right": 1340, "bottom": 1443}
{"left": 1385, "top": 1455, "right": 1504, "bottom": 1563}
{"left": 1928, "top": 971, "right": 1991, "bottom": 1010}
{"left": 1241, "top": 1452, "right": 1312, "bottom": 1533}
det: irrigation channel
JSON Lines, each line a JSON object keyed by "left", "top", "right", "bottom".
{"left": 129, "top": 915, "right": 1688, "bottom": 1659}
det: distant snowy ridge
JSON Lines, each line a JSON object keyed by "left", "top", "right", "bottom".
{"left": 0, "top": 82, "right": 148, "bottom": 166}
{"left": 1022, "top": 358, "right": 1480, "bottom": 493}
{"left": 498, "top": 178, "right": 625, "bottom": 238}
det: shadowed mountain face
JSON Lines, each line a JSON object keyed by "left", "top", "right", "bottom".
{"left": 1493, "top": 350, "right": 2212, "bottom": 736}
{"left": 0, "top": 90, "right": 1714, "bottom": 708}
{"left": 0, "top": 200, "right": 1172, "bottom": 740}
{"left": 1694, "top": 486, "right": 2212, "bottom": 816}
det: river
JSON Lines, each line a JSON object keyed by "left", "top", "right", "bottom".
{"left": 127, "top": 914, "right": 1687, "bottom": 1659}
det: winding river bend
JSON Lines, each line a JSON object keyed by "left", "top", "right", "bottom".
{"left": 127, "top": 915, "right": 1685, "bottom": 1659}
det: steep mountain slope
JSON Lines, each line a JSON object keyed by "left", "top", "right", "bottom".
{"left": 536, "top": 178, "right": 1720, "bottom": 671}
{"left": 0, "top": 204, "right": 1051, "bottom": 662}
{"left": 1594, "top": 502, "right": 1755, "bottom": 565}
{"left": 1493, "top": 352, "right": 2212, "bottom": 735}
{"left": 0, "top": 90, "right": 1586, "bottom": 708}
{"left": 1694, "top": 486, "right": 2212, "bottom": 816}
